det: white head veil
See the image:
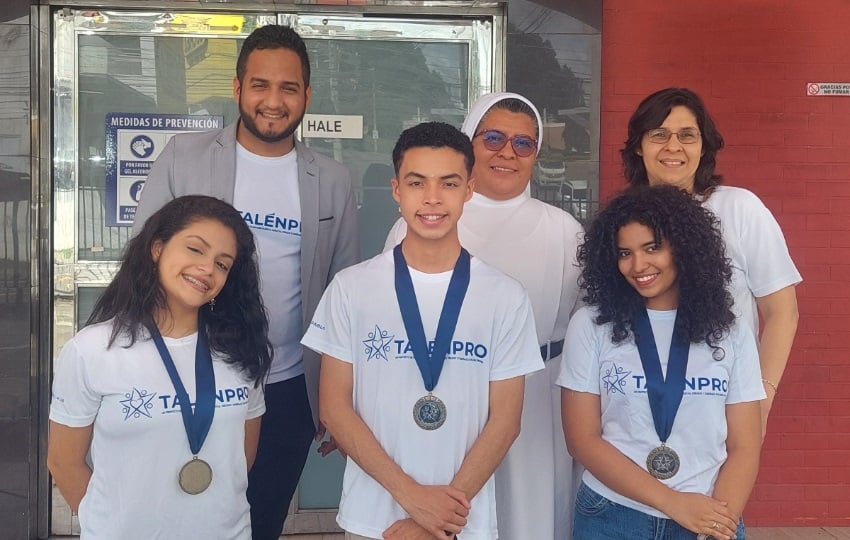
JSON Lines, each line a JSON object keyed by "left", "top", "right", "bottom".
{"left": 460, "top": 92, "right": 544, "bottom": 155}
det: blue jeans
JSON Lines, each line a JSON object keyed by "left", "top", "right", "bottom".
{"left": 573, "top": 482, "right": 746, "bottom": 540}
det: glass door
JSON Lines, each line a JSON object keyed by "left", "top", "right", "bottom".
{"left": 51, "top": 6, "right": 498, "bottom": 536}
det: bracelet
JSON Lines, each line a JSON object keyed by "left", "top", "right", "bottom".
{"left": 762, "top": 378, "right": 778, "bottom": 393}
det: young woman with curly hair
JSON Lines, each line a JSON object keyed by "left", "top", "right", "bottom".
{"left": 47, "top": 195, "right": 272, "bottom": 539}
{"left": 558, "top": 185, "right": 764, "bottom": 540}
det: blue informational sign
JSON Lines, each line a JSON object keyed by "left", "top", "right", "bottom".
{"left": 105, "top": 113, "right": 223, "bottom": 226}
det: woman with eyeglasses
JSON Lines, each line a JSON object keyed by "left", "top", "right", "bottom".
{"left": 621, "top": 87, "right": 801, "bottom": 438}
{"left": 385, "top": 92, "right": 584, "bottom": 540}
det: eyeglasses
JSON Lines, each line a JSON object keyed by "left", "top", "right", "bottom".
{"left": 474, "top": 129, "right": 538, "bottom": 157}
{"left": 645, "top": 128, "right": 701, "bottom": 144}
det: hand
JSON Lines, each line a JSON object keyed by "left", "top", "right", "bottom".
{"left": 383, "top": 518, "right": 448, "bottom": 540}
{"left": 397, "top": 484, "right": 469, "bottom": 539}
{"left": 661, "top": 492, "right": 738, "bottom": 540}
{"left": 318, "top": 435, "right": 345, "bottom": 458}
{"left": 314, "top": 422, "right": 327, "bottom": 442}
{"left": 314, "top": 423, "right": 346, "bottom": 458}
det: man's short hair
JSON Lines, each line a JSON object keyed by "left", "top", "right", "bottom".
{"left": 236, "top": 24, "right": 311, "bottom": 87}
{"left": 392, "top": 122, "right": 474, "bottom": 176}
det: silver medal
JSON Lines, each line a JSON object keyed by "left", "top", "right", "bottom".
{"left": 646, "top": 444, "right": 680, "bottom": 479}
{"left": 413, "top": 393, "right": 447, "bottom": 430}
{"left": 179, "top": 456, "right": 213, "bottom": 494}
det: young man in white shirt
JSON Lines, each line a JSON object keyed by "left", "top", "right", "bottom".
{"left": 302, "top": 122, "right": 543, "bottom": 539}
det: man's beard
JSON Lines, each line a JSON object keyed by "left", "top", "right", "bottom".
{"left": 238, "top": 99, "right": 305, "bottom": 144}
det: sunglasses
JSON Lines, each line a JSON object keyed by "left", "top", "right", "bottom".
{"left": 474, "top": 129, "right": 538, "bottom": 157}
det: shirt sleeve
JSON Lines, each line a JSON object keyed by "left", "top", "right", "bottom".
{"left": 246, "top": 383, "right": 266, "bottom": 420}
{"left": 725, "top": 321, "right": 767, "bottom": 404}
{"left": 728, "top": 189, "right": 802, "bottom": 297}
{"left": 488, "top": 288, "right": 544, "bottom": 381}
{"left": 301, "top": 275, "right": 354, "bottom": 363}
{"left": 553, "top": 215, "right": 585, "bottom": 342}
{"left": 557, "top": 307, "right": 602, "bottom": 394}
{"left": 49, "top": 338, "right": 101, "bottom": 427}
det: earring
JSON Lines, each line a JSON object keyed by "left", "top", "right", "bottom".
{"left": 209, "top": 298, "right": 216, "bottom": 312}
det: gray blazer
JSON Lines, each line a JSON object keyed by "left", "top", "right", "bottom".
{"left": 133, "top": 122, "right": 360, "bottom": 428}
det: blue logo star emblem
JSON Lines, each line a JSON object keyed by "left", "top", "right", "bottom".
{"left": 363, "top": 325, "right": 394, "bottom": 361}
{"left": 602, "top": 363, "right": 631, "bottom": 395}
{"left": 120, "top": 387, "right": 156, "bottom": 420}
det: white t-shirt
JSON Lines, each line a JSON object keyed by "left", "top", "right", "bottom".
{"left": 301, "top": 250, "right": 543, "bottom": 539}
{"left": 556, "top": 307, "right": 765, "bottom": 518}
{"left": 701, "top": 185, "right": 802, "bottom": 332}
{"left": 50, "top": 321, "right": 265, "bottom": 540}
{"left": 234, "top": 143, "right": 303, "bottom": 383}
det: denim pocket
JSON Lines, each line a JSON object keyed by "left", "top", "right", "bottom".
{"left": 575, "top": 482, "right": 610, "bottom": 516}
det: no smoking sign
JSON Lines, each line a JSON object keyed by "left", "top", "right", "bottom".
{"left": 807, "top": 82, "right": 850, "bottom": 96}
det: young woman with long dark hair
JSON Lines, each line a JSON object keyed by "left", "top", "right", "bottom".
{"left": 48, "top": 195, "right": 271, "bottom": 539}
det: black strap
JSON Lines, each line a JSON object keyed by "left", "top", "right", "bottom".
{"left": 540, "top": 339, "right": 565, "bottom": 361}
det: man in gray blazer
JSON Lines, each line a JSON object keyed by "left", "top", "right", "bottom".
{"left": 133, "top": 25, "right": 359, "bottom": 540}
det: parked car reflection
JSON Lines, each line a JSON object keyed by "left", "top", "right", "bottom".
{"left": 532, "top": 157, "right": 595, "bottom": 222}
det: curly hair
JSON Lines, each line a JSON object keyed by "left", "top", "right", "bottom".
{"left": 392, "top": 121, "right": 474, "bottom": 176}
{"left": 578, "top": 185, "right": 734, "bottom": 352}
{"left": 87, "top": 195, "right": 272, "bottom": 385}
{"left": 621, "top": 88, "right": 725, "bottom": 195}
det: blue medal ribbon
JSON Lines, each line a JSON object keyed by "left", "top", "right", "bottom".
{"left": 634, "top": 308, "right": 690, "bottom": 445}
{"left": 393, "top": 243, "right": 470, "bottom": 392}
{"left": 148, "top": 320, "right": 216, "bottom": 456}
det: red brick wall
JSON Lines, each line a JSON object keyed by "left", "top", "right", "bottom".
{"left": 601, "top": 0, "right": 850, "bottom": 526}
